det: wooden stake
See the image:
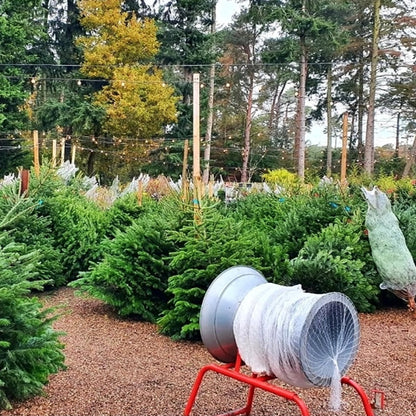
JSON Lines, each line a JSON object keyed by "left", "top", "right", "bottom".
{"left": 60, "top": 137, "right": 65, "bottom": 165}
{"left": 208, "top": 174, "right": 214, "bottom": 198}
{"left": 193, "top": 73, "right": 201, "bottom": 181}
{"left": 19, "top": 169, "right": 30, "bottom": 196}
{"left": 182, "top": 139, "right": 189, "bottom": 201}
{"left": 71, "top": 144, "right": 76, "bottom": 165}
{"left": 193, "top": 73, "right": 202, "bottom": 222}
{"left": 137, "top": 180, "right": 143, "bottom": 207}
{"left": 52, "top": 139, "right": 57, "bottom": 167}
{"left": 33, "top": 130, "right": 40, "bottom": 177}
{"left": 341, "top": 112, "right": 348, "bottom": 186}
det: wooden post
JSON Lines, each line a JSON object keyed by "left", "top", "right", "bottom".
{"left": 19, "top": 169, "right": 30, "bottom": 196}
{"left": 193, "top": 73, "right": 201, "bottom": 182}
{"left": 208, "top": 174, "right": 214, "bottom": 198}
{"left": 60, "top": 137, "right": 65, "bottom": 165}
{"left": 182, "top": 139, "right": 189, "bottom": 201}
{"left": 193, "top": 73, "right": 202, "bottom": 221}
{"left": 137, "top": 180, "right": 143, "bottom": 207}
{"left": 341, "top": 112, "right": 348, "bottom": 186}
{"left": 71, "top": 144, "right": 76, "bottom": 165}
{"left": 52, "top": 139, "right": 57, "bottom": 167}
{"left": 33, "top": 130, "right": 40, "bottom": 177}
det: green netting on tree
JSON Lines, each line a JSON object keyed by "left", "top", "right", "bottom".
{"left": 362, "top": 186, "right": 416, "bottom": 310}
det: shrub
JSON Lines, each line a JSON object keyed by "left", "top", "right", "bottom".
{"left": 0, "top": 182, "right": 64, "bottom": 287}
{"left": 226, "top": 193, "right": 294, "bottom": 281}
{"left": 226, "top": 192, "right": 289, "bottom": 224}
{"left": 393, "top": 201, "right": 416, "bottom": 260}
{"left": 262, "top": 168, "right": 300, "bottom": 193}
{"left": 105, "top": 192, "right": 157, "bottom": 238}
{"left": 268, "top": 188, "right": 354, "bottom": 259}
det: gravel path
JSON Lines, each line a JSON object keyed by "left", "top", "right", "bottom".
{"left": 1, "top": 287, "right": 415, "bottom": 416}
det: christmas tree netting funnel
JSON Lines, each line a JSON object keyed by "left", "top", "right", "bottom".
{"left": 233, "top": 283, "right": 360, "bottom": 388}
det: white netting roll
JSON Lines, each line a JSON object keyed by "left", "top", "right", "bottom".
{"left": 233, "top": 283, "right": 359, "bottom": 388}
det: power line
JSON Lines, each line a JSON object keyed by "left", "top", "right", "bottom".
{"left": 1, "top": 61, "right": 415, "bottom": 69}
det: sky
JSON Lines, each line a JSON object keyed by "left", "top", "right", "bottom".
{"left": 215, "top": 0, "right": 400, "bottom": 148}
{"left": 217, "top": 0, "right": 241, "bottom": 27}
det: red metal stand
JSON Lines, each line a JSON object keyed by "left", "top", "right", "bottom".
{"left": 184, "top": 354, "right": 375, "bottom": 416}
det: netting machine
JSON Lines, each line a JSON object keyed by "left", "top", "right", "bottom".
{"left": 184, "top": 266, "right": 379, "bottom": 416}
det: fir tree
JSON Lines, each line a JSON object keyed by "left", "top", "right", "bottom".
{"left": 0, "top": 239, "right": 65, "bottom": 409}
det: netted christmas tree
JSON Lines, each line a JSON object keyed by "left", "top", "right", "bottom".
{"left": 362, "top": 186, "right": 416, "bottom": 313}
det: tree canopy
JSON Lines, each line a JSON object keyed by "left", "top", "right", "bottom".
{"left": 0, "top": 0, "right": 416, "bottom": 181}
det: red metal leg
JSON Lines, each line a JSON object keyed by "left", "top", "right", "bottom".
{"left": 185, "top": 359, "right": 373, "bottom": 416}
{"left": 184, "top": 365, "right": 211, "bottom": 416}
{"left": 341, "top": 376, "right": 375, "bottom": 416}
{"left": 184, "top": 361, "right": 310, "bottom": 416}
{"left": 216, "top": 377, "right": 256, "bottom": 416}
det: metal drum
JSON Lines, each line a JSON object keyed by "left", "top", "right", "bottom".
{"left": 199, "top": 266, "right": 267, "bottom": 362}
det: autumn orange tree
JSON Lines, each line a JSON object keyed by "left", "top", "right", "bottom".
{"left": 76, "top": 0, "right": 178, "bottom": 174}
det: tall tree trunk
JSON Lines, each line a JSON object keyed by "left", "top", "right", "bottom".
{"left": 349, "top": 110, "right": 356, "bottom": 151}
{"left": 240, "top": 15, "right": 257, "bottom": 184}
{"left": 395, "top": 112, "right": 400, "bottom": 158}
{"left": 268, "top": 87, "right": 279, "bottom": 132}
{"left": 295, "top": 34, "right": 307, "bottom": 180}
{"left": 202, "top": 3, "right": 216, "bottom": 185}
{"left": 241, "top": 71, "right": 254, "bottom": 183}
{"left": 87, "top": 146, "right": 96, "bottom": 175}
{"left": 326, "top": 65, "right": 333, "bottom": 177}
{"left": 357, "top": 56, "right": 365, "bottom": 158}
{"left": 268, "top": 81, "right": 287, "bottom": 143}
{"left": 364, "top": 0, "right": 381, "bottom": 174}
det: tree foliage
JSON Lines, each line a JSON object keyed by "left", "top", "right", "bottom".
{"left": 0, "top": 183, "right": 66, "bottom": 410}
{"left": 290, "top": 215, "right": 380, "bottom": 312}
{"left": 1, "top": 0, "right": 416, "bottom": 184}
{"left": 158, "top": 205, "right": 271, "bottom": 340}
{"left": 71, "top": 199, "right": 180, "bottom": 321}
{"left": 0, "top": 0, "right": 48, "bottom": 173}
{"left": 77, "top": 0, "right": 159, "bottom": 78}
{"left": 0, "top": 241, "right": 65, "bottom": 409}
{"left": 93, "top": 66, "right": 178, "bottom": 138}
{"left": 77, "top": 0, "right": 178, "bottom": 140}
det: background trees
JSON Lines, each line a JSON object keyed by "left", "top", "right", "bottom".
{"left": 0, "top": 0, "right": 415, "bottom": 182}
{"left": 72, "top": 0, "right": 179, "bottom": 179}
{"left": 0, "top": 0, "right": 47, "bottom": 174}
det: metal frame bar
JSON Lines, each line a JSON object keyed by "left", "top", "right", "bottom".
{"left": 184, "top": 354, "right": 375, "bottom": 416}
